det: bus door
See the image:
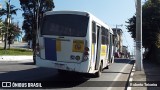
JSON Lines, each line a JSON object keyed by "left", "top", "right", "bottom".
{"left": 95, "top": 25, "right": 102, "bottom": 70}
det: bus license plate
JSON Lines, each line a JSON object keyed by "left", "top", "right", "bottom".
{"left": 54, "top": 63, "right": 65, "bottom": 69}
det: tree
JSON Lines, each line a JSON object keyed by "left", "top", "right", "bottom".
{"left": 0, "top": 19, "right": 6, "bottom": 41}
{"left": 7, "top": 22, "right": 21, "bottom": 49}
{"left": 19, "top": 0, "right": 55, "bottom": 51}
{"left": 0, "top": 1, "right": 20, "bottom": 49}
{"left": 125, "top": 15, "right": 136, "bottom": 39}
{"left": 0, "top": 19, "right": 4, "bottom": 41}
{"left": 126, "top": 0, "right": 160, "bottom": 62}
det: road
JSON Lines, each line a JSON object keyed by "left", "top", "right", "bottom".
{"left": 0, "top": 59, "right": 134, "bottom": 90}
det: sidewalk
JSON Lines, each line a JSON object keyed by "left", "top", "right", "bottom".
{"left": 129, "top": 60, "right": 160, "bottom": 90}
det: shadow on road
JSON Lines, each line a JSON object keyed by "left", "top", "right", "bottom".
{"left": 0, "top": 63, "right": 90, "bottom": 88}
{"left": 115, "top": 59, "right": 135, "bottom": 65}
{"left": 102, "top": 71, "right": 130, "bottom": 74}
{"left": 0, "top": 59, "right": 135, "bottom": 89}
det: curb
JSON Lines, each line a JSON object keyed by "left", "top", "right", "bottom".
{"left": 0, "top": 56, "right": 33, "bottom": 62}
{"left": 127, "top": 61, "right": 136, "bottom": 90}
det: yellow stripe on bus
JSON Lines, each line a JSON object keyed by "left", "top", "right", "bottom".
{"left": 56, "top": 40, "right": 61, "bottom": 51}
{"left": 101, "top": 45, "right": 107, "bottom": 56}
{"left": 92, "top": 44, "right": 95, "bottom": 55}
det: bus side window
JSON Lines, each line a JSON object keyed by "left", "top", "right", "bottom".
{"left": 106, "top": 29, "right": 109, "bottom": 44}
{"left": 101, "top": 27, "right": 106, "bottom": 45}
{"left": 92, "top": 21, "right": 96, "bottom": 43}
{"left": 108, "top": 32, "right": 110, "bottom": 44}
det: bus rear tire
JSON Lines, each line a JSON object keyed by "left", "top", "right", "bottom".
{"left": 106, "top": 65, "right": 109, "bottom": 69}
{"left": 95, "top": 62, "right": 103, "bottom": 77}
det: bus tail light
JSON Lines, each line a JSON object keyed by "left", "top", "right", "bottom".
{"left": 83, "top": 47, "right": 89, "bottom": 61}
{"left": 85, "top": 47, "right": 89, "bottom": 51}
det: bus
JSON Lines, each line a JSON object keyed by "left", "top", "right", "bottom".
{"left": 35, "top": 11, "right": 114, "bottom": 77}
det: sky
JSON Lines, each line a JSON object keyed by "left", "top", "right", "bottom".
{"left": 0, "top": 0, "right": 146, "bottom": 54}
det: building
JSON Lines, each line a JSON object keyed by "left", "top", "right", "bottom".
{"left": 122, "top": 45, "right": 130, "bottom": 58}
{"left": 112, "top": 28, "right": 123, "bottom": 58}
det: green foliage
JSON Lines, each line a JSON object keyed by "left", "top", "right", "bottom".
{"left": 155, "top": 33, "right": 160, "bottom": 48}
{"left": 125, "top": 15, "right": 136, "bottom": 39}
{"left": 142, "top": 0, "right": 160, "bottom": 48}
{"left": 126, "top": 0, "right": 160, "bottom": 62}
{"left": 0, "top": 47, "right": 33, "bottom": 55}
{"left": 8, "top": 23, "right": 21, "bottom": 36}
{"left": 0, "top": 21, "right": 20, "bottom": 38}
{"left": 0, "top": 2, "right": 20, "bottom": 17}
{"left": 19, "top": 0, "right": 55, "bottom": 50}
{"left": 0, "top": 1, "right": 20, "bottom": 49}
{"left": 0, "top": 19, "right": 5, "bottom": 35}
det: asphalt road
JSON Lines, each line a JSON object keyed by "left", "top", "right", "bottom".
{"left": 0, "top": 59, "right": 134, "bottom": 90}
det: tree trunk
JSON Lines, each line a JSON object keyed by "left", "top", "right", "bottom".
{"left": 4, "top": 33, "right": 7, "bottom": 50}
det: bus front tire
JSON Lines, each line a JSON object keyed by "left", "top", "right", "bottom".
{"left": 95, "top": 62, "right": 103, "bottom": 77}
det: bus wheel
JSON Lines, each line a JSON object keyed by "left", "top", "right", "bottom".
{"left": 106, "top": 65, "right": 109, "bottom": 69}
{"left": 95, "top": 62, "right": 103, "bottom": 77}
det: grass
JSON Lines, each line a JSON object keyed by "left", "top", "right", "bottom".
{"left": 0, "top": 47, "right": 33, "bottom": 55}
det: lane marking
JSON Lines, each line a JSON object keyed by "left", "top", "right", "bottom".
{"left": 129, "top": 78, "right": 133, "bottom": 81}
{"left": 107, "top": 60, "right": 133, "bottom": 90}
{"left": 127, "top": 87, "right": 131, "bottom": 90}
{"left": 131, "top": 72, "right": 134, "bottom": 76}
{"left": 133, "top": 66, "right": 135, "bottom": 69}
{"left": 132, "top": 69, "right": 135, "bottom": 72}
{"left": 134, "top": 64, "right": 136, "bottom": 67}
{"left": 127, "top": 64, "right": 136, "bottom": 90}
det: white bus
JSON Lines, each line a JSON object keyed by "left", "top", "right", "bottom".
{"left": 35, "top": 11, "right": 114, "bottom": 77}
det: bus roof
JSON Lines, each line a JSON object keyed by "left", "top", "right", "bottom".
{"left": 44, "top": 10, "right": 113, "bottom": 34}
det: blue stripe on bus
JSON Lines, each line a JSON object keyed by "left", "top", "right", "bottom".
{"left": 45, "top": 38, "right": 57, "bottom": 61}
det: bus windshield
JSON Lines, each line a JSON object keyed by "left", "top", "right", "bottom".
{"left": 41, "top": 14, "right": 89, "bottom": 37}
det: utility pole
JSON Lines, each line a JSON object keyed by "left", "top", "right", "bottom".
{"left": 136, "top": 0, "right": 143, "bottom": 71}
